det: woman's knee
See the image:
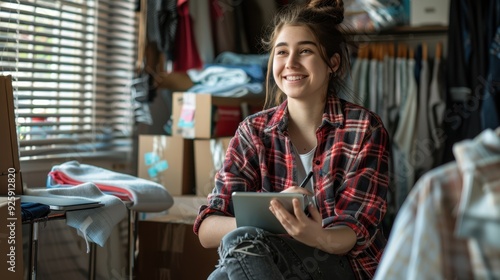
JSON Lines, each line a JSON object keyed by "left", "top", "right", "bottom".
{"left": 221, "top": 226, "right": 266, "bottom": 246}
{"left": 219, "top": 226, "right": 270, "bottom": 257}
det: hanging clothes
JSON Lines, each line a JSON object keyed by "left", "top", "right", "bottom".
{"left": 393, "top": 49, "right": 418, "bottom": 209}
{"left": 241, "top": 0, "right": 278, "bottom": 53}
{"left": 146, "top": 0, "right": 178, "bottom": 60}
{"left": 385, "top": 44, "right": 398, "bottom": 136}
{"left": 443, "top": 0, "right": 496, "bottom": 163}
{"left": 481, "top": 0, "right": 500, "bottom": 130}
{"left": 368, "top": 48, "right": 379, "bottom": 113}
{"left": 189, "top": 0, "right": 215, "bottom": 65}
{"left": 350, "top": 54, "right": 362, "bottom": 98}
{"left": 173, "top": 0, "right": 203, "bottom": 71}
{"left": 376, "top": 45, "right": 388, "bottom": 127}
{"left": 357, "top": 48, "right": 370, "bottom": 110}
{"left": 427, "top": 43, "right": 447, "bottom": 169}
{"left": 414, "top": 43, "right": 432, "bottom": 180}
{"left": 349, "top": 41, "right": 447, "bottom": 208}
{"left": 481, "top": 23, "right": 500, "bottom": 129}
{"left": 210, "top": 0, "right": 240, "bottom": 55}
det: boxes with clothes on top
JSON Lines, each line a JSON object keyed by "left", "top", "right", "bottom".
{"left": 167, "top": 51, "right": 267, "bottom": 139}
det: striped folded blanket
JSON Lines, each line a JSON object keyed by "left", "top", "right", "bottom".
{"left": 47, "top": 161, "right": 174, "bottom": 212}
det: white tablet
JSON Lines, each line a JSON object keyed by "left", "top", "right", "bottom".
{"left": 232, "top": 192, "right": 305, "bottom": 234}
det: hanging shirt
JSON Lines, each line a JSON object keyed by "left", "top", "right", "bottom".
{"left": 368, "top": 56, "right": 378, "bottom": 113}
{"left": 146, "top": 0, "right": 177, "bottom": 59}
{"left": 358, "top": 57, "right": 370, "bottom": 108}
{"left": 428, "top": 56, "right": 447, "bottom": 168}
{"left": 414, "top": 56, "right": 432, "bottom": 179}
{"left": 350, "top": 56, "right": 362, "bottom": 99}
{"left": 374, "top": 128, "right": 500, "bottom": 280}
{"left": 385, "top": 52, "right": 397, "bottom": 135}
{"left": 194, "top": 94, "right": 391, "bottom": 279}
{"left": 173, "top": 0, "right": 203, "bottom": 71}
{"left": 393, "top": 57, "right": 418, "bottom": 208}
{"left": 481, "top": 26, "right": 500, "bottom": 130}
{"left": 189, "top": 0, "right": 214, "bottom": 64}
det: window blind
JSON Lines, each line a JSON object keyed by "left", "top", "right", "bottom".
{"left": 0, "top": 0, "right": 136, "bottom": 161}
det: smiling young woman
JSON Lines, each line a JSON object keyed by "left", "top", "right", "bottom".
{"left": 195, "top": 1, "right": 391, "bottom": 279}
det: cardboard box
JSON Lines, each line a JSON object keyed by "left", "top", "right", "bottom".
{"left": 0, "top": 75, "right": 23, "bottom": 196}
{"left": 194, "top": 138, "right": 232, "bottom": 197}
{"left": 409, "top": 0, "right": 450, "bottom": 26}
{"left": 137, "top": 135, "right": 195, "bottom": 196}
{"left": 0, "top": 197, "right": 24, "bottom": 280}
{"left": 136, "top": 215, "right": 218, "bottom": 280}
{"left": 167, "top": 195, "right": 208, "bottom": 217}
{"left": 172, "top": 92, "right": 264, "bottom": 139}
{"left": 140, "top": 195, "right": 208, "bottom": 220}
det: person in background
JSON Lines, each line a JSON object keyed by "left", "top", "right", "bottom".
{"left": 193, "top": 0, "right": 391, "bottom": 279}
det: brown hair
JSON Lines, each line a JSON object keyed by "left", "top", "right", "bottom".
{"left": 261, "top": 0, "right": 352, "bottom": 109}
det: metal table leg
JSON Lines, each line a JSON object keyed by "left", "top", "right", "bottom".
{"left": 30, "top": 222, "right": 39, "bottom": 280}
{"left": 88, "top": 242, "right": 96, "bottom": 280}
{"left": 128, "top": 210, "right": 137, "bottom": 280}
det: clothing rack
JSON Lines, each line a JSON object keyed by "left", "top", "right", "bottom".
{"left": 347, "top": 25, "right": 448, "bottom": 58}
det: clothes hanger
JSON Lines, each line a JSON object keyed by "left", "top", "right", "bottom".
{"left": 370, "top": 43, "right": 378, "bottom": 60}
{"left": 358, "top": 43, "right": 368, "bottom": 59}
{"left": 379, "top": 43, "right": 388, "bottom": 61}
{"left": 388, "top": 43, "right": 395, "bottom": 58}
{"left": 398, "top": 43, "right": 408, "bottom": 59}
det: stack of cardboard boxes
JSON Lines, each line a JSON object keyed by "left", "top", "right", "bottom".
{"left": 136, "top": 92, "right": 263, "bottom": 279}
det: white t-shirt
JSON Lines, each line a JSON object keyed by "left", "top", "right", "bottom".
{"left": 294, "top": 146, "right": 317, "bottom": 208}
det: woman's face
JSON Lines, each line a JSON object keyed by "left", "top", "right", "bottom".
{"left": 272, "top": 25, "right": 332, "bottom": 101}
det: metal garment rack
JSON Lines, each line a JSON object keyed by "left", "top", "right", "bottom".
{"left": 346, "top": 25, "right": 449, "bottom": 57}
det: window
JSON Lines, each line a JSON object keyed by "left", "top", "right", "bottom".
{"left": 0, "top": 0, "right": 137, "bottom": 161}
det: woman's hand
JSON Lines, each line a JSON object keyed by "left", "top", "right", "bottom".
{"left": 269, "top": 196, "right": 324, "bottom": 248}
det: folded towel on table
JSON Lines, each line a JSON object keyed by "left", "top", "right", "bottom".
{"left": 47, "top": 161, "right": 174, "bottom": 212}
{"left": 25, "top": 183, "right": 127, "bottom": 249}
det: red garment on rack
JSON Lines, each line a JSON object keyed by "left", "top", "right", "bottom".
{"left": 173, "top": 0, "right": 203, "bottom": 72}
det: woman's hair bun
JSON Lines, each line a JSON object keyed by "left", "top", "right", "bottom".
{"left": 306, "top": 0, "right": 344, "bottom": 24}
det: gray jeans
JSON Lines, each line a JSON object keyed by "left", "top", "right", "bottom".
{"left": 208, "top": 226, "right": 356, "bottom": 280}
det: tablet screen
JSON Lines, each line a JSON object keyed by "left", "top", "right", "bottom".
{"left": 232, "top": 192, "right": 305, "bottom": 234}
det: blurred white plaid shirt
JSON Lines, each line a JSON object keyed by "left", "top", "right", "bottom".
{"left": 375, "top": 128, "right": 500, "bottom": 280}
